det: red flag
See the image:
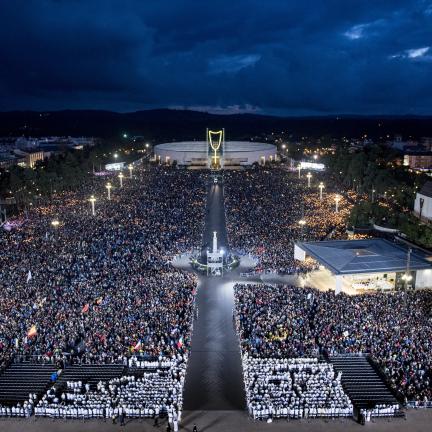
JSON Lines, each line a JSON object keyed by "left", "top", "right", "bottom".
{"left": 27, "top": 325, "right": 37, "bottom": 338}
{"left": 132, "top": 340, "right": 142, "bottom": 351}
{"left": 81, "top": 303, "right": 90, "bottom": 313}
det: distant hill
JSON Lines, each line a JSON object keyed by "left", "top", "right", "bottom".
{"left": 0, "top": 109, "right": 432, "bottom": 141}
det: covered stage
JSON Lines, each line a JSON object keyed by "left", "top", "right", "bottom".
{"left": 294, "top": 239, "right": 432, "bottom": 294}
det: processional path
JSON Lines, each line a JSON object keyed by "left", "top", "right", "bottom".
{"left": 183, "top": 180, "right": 245, "bottom": 410}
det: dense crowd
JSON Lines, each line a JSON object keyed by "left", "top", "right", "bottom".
{"left": 35, "top": 359, "right": 184, "bottom": 429}
{"left": 235, "top": 283, "right": 432, "bottom": 403}
{"left": 0, "top": 165, "right": 206, "bottom": 369}
{"left": 243, "top": 356, "right": 353, "bottom": 420}
{"left": 224, "top": 167, "right": 351, "bottom": 274}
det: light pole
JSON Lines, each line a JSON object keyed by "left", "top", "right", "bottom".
{"left": 306, "top": 172, "right": 312, "bottom": 188}
{"left": 119, "top": 172, "right": 124, "bottom": 188}
{"left": 298, "top": 164, "right": 302, "bottom": 179}
{"left": 372, "top": 188, "right": 376, "bottom": 203}
{"left": 335, "top": 194, "right": 341, "bottom": 213}
{"left": 128, "top": 164, "right": 134, "bottom": 179}
{"left": 402, "top": 247, "right": 412, "bottom": 291}
{"left": 89, "top": 195, "right": 96, "bottom": 216}
{"left": 318, "top": 182, "right": 324, "bottom": 201}
{"left": 298, "top": 219, "right": 306, "bottom": 240}
{"left": 51, "top": 219, "right": 60, "bottom": 241}
{"left": 106, "top": 182, "right": 112, "bottom": 200}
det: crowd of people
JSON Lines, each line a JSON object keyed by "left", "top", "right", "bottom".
{"left": 234, "top": 283, "right": 432, "bottom": 403}
{"left": 35, "top": 361, "right": 183, "bottom": 429}
{"left": 224, "top": 167, "right": 351, "bottom": 274}
{"left": 0, "top": 164, "right": 207, "bottom": 417}
{"left": 243, "top": 356, "right": 353, "bottom": 420}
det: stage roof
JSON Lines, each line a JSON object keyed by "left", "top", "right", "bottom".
{"left": 296, "top": 239, "right": 431, "bottom": 275}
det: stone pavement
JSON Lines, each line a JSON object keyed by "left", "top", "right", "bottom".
{"left": 0, "top": 409, "right": 430, "bottom": 432}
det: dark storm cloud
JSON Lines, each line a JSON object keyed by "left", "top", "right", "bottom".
{"left": 1, "top": 0, "right": 432, "bottom": 114}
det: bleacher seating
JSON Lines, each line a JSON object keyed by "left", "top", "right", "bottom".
{"left": 54, "top": 364, "right": 125, "bottom": 390}
{"left": 0, "top": 362, "right": 57, "bottom": 404}
{"left": 330, "top": 355, "right": 403, "bottom": 418}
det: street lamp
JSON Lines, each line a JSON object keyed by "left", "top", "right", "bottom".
{"left": 372, "top": 188, "right": 376, "bottom": 203}
{"left": 51, "top": 219, "right": 60, "bottom": 241}
{"left": 51, "top": 219, "right": 60, "bottom": 228}
{"left": 335, "top": 194, "right": 341, "bottom": 213}
{"left": 119, "top": 172, "right": 124, "bottom": 188}
{"left": 128, "top": 164, "right": 134, "bottom": 179}
{"left": 106, "top": 182, "right": 112, "bottom": 200}
{"left": 306, "top": 172, "right": 312, "bottom": 188}
{"left": 89, "top": 195, "right": 96, "bottom": 216}
{"left": 318, "top": 182, "right": 324, "bottom": 201}
{"left": 298, "top": 164, "right": 302, "bottom": 179}
{"left": 298, "top": 219, "right": 306, "bottom": 240}
{"left": 401, "top": 273, "right": 412, "bottom": 285}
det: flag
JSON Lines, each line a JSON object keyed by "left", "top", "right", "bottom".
{"left": 26, "top": 270, "right": 32, "bottom": 283}
{"left": 132, "top": 340, "right": 142, "bottom": 351}
{"left": 177, "top": 337, "right": 184, "bottom": 349}
{"left": 27, "top": 325, "right": 37, "bottom": 338}
{"left": 81, "top": 303, "right": 90, "bottom": 313}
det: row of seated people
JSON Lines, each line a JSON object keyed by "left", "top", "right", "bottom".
{"left": 34, "top": 368, "right": 184, "bottom": 420}
{"left": 0, "top": 394, "right": 36, "bottom": 417}
{"left": 243, "top": 357, "right": 353, "bottom": 420}
{"left": 360, "top": 404, "right": 401, "bottom": 421}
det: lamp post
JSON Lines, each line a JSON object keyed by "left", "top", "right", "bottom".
{"left": 419, "top": 197, "right": 424, "bottom": 220}
{"left": 106, "top": 182, "right": 112, "bottom": 200}
{"left": 298, "top": 164, "right": 302, "bottom": 179}
{"left": 306, "top": 172, "right": 312, "bottom": 188}
{"left": 318, "top": 182, "right": 324, "bottom": 201}
{"left": 372, "top": 188, "right": 376, "bottom": 203}
{"left": 119, "top": 172, "right": 124, "bottom": 188}
{"left": 128, "top": 164, "right": 134, "bottom": 179}
{"left": 335, "top": 194, "right": 341, "bottom": 213}
{"left": 403, "top": 247, "right": 412, "bottom": 290}
{"left": 89, "top": 195, "right": 96, "bottom": 216}
{"left": 51, "top": 219, "right": 60, "bottom": 241}
{"left": 298, "top": 219, "right": 306, "bottom": 240}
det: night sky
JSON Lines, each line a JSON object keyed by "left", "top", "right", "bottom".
{"left": 1, "top": 0, "right": 432, "bottom": 115}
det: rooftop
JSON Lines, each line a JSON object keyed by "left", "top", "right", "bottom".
{"left": 296, "top": 238, "right": 431, "bottom": 275}
{"left": 418, "top": 181, "right": 432, "bottom": 199}
{"left": 155, "top": 141, "right": 275, "bottom": 153}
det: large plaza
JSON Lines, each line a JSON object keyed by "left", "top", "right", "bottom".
{"left": 0, "top": 157, "right": 431, "bottom": 431}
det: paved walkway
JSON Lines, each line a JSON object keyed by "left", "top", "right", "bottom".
{"left": 0, "top": 409, "right": 430, "bottom": 432}
{"left": 183, "top": 180, "right": 245, "bottom": 410}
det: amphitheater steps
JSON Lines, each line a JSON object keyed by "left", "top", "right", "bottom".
{"left": 329, "top": 355, "right": 399, "bottom": 410}
{"left": 0, "top": 362, "right": 57, "bottom": 404}
{"left": 55, "top": 364, "right": 125, "bottom": 389}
